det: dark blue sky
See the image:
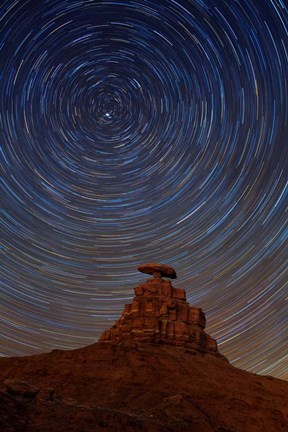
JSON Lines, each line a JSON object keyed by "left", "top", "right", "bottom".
{"left": 1, "top": 0, "right": 287, "bottom": 380}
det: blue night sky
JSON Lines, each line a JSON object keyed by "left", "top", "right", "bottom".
{"left": 1, "top": 0, "right": 287, "bottom": 380}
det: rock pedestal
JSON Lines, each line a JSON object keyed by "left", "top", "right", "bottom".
{"left": 99, "top": 272, "right": 219, "bottom": 355}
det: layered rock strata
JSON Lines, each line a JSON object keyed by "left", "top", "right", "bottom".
{"left": 100, "top": 269, "right": 220, "bottom": 355}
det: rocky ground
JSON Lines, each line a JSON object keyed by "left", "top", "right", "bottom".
{"left": 0, "top": 342, "right": 288, "bottom": 432}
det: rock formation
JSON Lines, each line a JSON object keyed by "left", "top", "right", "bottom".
{"left": 99, "top": 263, "right": 220, "bottom": 356}
{"left": 1, "top": 263, "right": 288, "bottom": 432}
{"left": 138, "top": 262, "right": 177, "bottom": 279}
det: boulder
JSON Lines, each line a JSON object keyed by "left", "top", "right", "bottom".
{"left": 4, "top": 379, "right": 39, "bottom": 398}
{"left": 138, "top": 263, "right": 177, "bottom": 279}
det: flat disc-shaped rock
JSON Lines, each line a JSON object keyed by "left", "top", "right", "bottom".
{"left": 138, "top": 263, "right": 177, "bottom": 279}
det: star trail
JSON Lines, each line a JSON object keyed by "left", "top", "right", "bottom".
{"left": 1, "top": 0, "right": 287, "bottom": 380}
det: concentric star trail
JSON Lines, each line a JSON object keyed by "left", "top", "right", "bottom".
{"left": 1, "top": 0, "right": 287, "bottom": 380}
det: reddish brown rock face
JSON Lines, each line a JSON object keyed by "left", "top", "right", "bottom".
{"left": 99, "top": 277, "right": 220, "bottom": 356}
{"left": 138, "top": 263, "right": 177, "bottom": 279}
{"left": 1, "top": 267, "right": 287, "bottom": 431}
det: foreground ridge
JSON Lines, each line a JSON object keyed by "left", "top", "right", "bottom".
{"left": 100, "top": 263, "right": 221, "bottom": 356}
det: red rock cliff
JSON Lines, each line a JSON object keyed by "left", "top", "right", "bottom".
{"left": 99, "top": 266, "right": 220, "bottom": 356}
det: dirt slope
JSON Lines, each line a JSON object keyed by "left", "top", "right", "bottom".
{"left": 0, "top": 342, "right": 287, "bottom": 432}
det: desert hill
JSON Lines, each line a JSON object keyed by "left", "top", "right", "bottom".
{"left": 1, "top": 264, "right": 287, "bottom": 432}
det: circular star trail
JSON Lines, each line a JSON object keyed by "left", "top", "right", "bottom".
{"left": 1, "top": 0, "right": 287, "bottom": 380}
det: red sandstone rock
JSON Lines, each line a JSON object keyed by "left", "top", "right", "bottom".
{"left": 1, "top": 266, "right": 287, "bottom": 431}
{"left": 4, "top": 379, "right": 39, "bottom": 398}
{"left": 99, "top": 276, "right": 219, "bottom": 356}
{"left": 0, "top": 343, "right": 287, "bottom": 432}
{"left": 138, "top": 263, "right": 177, "bottom": 279}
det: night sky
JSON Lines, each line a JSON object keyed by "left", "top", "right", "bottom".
{"left": 1, "top": 0, "right": 287, "bottom": 381}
